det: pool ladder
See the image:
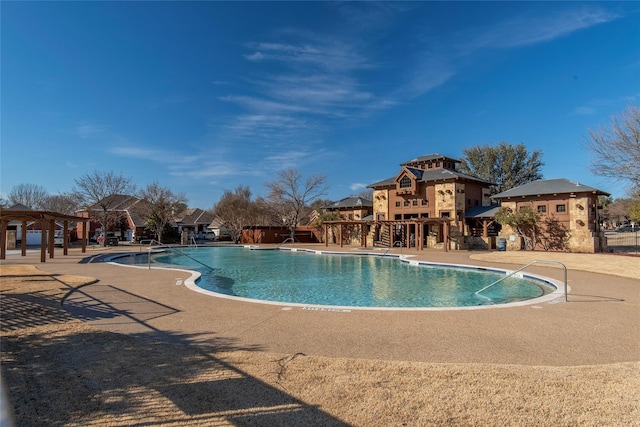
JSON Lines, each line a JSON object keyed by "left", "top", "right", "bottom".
{"left": 474, "top": 260, "right": 568, "bottom": 302}
{"left": 145, "top": 239, "right": 215, "bottom": 272}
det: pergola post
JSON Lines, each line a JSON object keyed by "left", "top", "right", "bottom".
{"left": 443, "top": 220, "right": 449, "bottom": 253}
{"left": 21, "top": 220, "right": 27, "bottom": 256}
{"left": 0, "top": 219, "right": 7, "bottom": 260}
{"left": 40, "top": 219, "right": 47, "bottom": 262}
{"left": 63, "top": 221, "right": 69, "bottom": 255}
{"left": 82, "top": 220, "right": 87, "bottom": 253}
{"left": 48, "top": 219, "right": 55, "bottom": 259}
{"left": 324, "top": 224, "right": 328, "bottom": 247}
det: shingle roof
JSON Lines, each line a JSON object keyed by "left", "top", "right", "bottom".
{"left": 175, "top": 208, "right": 214, "bottom": 226}
{"left": 86, "top": 194, "right": 140, "bottom": 211}
{"left": 325, "top": 196, "right": 373, "bottom": 209}
{"left": 401, "top": 153, "right": 460, "bottom": 165}
{"left": 368, "top": 167, "right": 494, "bottom": 188}
{"left": 491, "top": 178, "right": 610, "bottom": 199}
{"left": 465, "top": 205, "right": 501, "bottom": 218}
{"left": 8, "top": 203, "right": 31, "bottom": 211}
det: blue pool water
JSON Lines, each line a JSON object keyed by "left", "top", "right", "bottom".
{"left": 114, "top": 246, "right": 556, "bottom": 308}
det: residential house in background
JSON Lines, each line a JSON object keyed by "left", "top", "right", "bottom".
{"left": 76, "top": 195, "right": 146, "bottom": 242}
{"left": 174, "top": 208, "right": 215, "bottom": 239}
{"left": 491, "top": 178, "right": 609, "bottom": 253}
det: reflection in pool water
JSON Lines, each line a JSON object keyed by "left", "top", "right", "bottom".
{"left": 114, "top": 246, "right": 557, "bottom": 308}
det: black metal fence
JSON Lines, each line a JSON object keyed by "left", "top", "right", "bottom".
{"left": 604, "top": 231, "right": 640, "bottom": 255}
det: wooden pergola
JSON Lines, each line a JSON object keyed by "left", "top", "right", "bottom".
{"left": 0, "top": 209, "right": 90, "bottom": 262}
{"left": 323, "top": 218, "right": 453, "bottom": 252}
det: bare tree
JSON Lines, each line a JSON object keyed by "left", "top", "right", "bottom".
{"left": 583, "top": 104, "right": 640, "bottom": 188}
{"left": 265, "top": 168, "right": 329, "bottom": 243}
{"left": 358, "top": 189, "right": 374, "bottom": 200}
{"left": 213, "top": 186, "right": 265, "bottom": 243}
{"left": 137, "top": 182, "right": 187, "bottom": 243}
{"left": 73, "top": 171, "right": 136, "bottom": 245}
{"left": 41, "top": 193, "right": 79, "bottom": 215}
{"left": 8, "top": 183, "right": 49, "bottom": 209}
{"left": 458, "top": 142, "right": 544, "bottom": 195}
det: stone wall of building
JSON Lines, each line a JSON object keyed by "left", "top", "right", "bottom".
{"left": 373, "top": 189, "right": 389, "bottom": 220}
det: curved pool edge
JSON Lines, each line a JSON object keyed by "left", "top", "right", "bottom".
{"left": 108, "top": 247, "right": 567, "bottom": 311}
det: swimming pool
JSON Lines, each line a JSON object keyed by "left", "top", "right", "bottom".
{"left": 112, "top": 246, "right": 561, "bottom": 309}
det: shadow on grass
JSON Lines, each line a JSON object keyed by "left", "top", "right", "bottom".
{"left": 1, "top": 273, "right": 348, "bottom": 426}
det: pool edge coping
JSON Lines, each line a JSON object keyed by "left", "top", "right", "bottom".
{"left": 106, "top": 246, "right": 567, "bottom": 312}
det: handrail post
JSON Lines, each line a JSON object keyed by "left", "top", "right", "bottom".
{"left": 475, "top": 260, "right": 568, "bottom": 302}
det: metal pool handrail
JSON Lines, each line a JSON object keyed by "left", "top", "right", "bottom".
{"left": 145, "top": 240, "right": 215, "bottom": 272}
{"left": 474, "top": 260, "right": 568, "bottom": 302}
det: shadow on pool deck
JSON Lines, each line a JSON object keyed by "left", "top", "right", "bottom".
{"left": 2, "top": 244, "right": 639, "bottom": 366}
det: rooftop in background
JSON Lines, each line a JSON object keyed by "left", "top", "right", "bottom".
{"left": 491, "top": 178, "right": 610, "bottom": 199}
{"left": 325, "top": 196, "right": 373, "bottom": 210}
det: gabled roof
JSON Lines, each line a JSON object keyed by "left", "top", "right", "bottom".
{"left": 491, "top": 178, "right": 610, "bottom": 199}
{"left": 84, "top": 194, "right": 140, "bottom": 211}
{"left": 325, "top": 196, "right": 373, "bottom": 210}
{"left": 397, "top": 167, "right": 424, "bottom": 181}
{"left": 175, "top": 208, "right": 214, "bottom": 226}
{"left": 207, "top": 216, "right": 227, "bottom": 229}
{"left": 8, "top": 203, "right": 32, "bottom": 211}
{"left": 369, "top": 168, "right": 494, "bottom": 188}
{"left": 126, "top": 199, "right": 152, "bottom": 227}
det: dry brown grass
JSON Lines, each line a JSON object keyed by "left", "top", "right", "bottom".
{"left": 1, "top": 263, "right": 639, "bottom": 426}
{"left": 470, "top": 251, "right": 640, "bottom": 280}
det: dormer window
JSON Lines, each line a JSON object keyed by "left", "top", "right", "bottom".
{"left": 399, "top": 176, "right": 412, "bottom": 188}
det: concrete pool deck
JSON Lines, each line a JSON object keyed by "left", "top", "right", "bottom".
{"left": 1, "top": 244, "right": 638, "bottom": 366}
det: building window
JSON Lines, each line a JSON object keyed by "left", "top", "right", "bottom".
{"left": 421, "top": 213, "right": 429, "bottom": 218}
{"left": 404, "top": 200, "right": 410, "bottom": 207}
{"left": 348, "top": 214, "right": 353, "bottom": 219}
{"left": 537, "top": 205, "right": 547, "bottom": 213}
{"left": 400, "top": 176, "right": 411, "bottom": 188}
{"left": 395, "top": 201, "right": 400, "bottom": 207}
{"left": 422, "top": 199, "right": 428, "bottom": 206}
{"left": 412, "top": 199, "right": 418, "bottom": 206}
{"left": 556, "top": 204, "right": 566, "bottom": 213}
{"left": 441, "top": 211, "right": 450, "bottom": 218}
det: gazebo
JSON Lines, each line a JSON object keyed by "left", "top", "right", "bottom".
{"left": 0, "top": 209, "right": 90, "bottom": 262}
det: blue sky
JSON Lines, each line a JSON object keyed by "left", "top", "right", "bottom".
{"left": 2, "top": 1, "right": 639, "bottom": 208}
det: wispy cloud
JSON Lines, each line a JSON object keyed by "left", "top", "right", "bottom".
{"left": 399, "top": 6, "right": 621, "bottom": 100}
{"left": 574, "top": 106, "right": 596, "bottom": 116}
{"left": 244, "top": 38, "right": 372, "bottom": 72}
{"left": 461, "top": 7, "right": 621, "bottom": 51}
{"left": 221, "top": 31, "right": 384, "bottom": 142}
{"left": 76, "top": 123, "right": 108, "bottom": 138}
{"left": 349, "top": 183, "right": 367, "bottom": 191}
{"left": 110, "top": 145, "right": 199, "bottom": 165}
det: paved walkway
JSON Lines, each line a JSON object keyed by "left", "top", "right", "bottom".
{"left": 2, "top": 244, "right": 638, "bottom": 366}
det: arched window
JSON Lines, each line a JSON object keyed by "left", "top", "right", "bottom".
{"left": 399, "top": 176, "right": 411, "bottom": 188}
